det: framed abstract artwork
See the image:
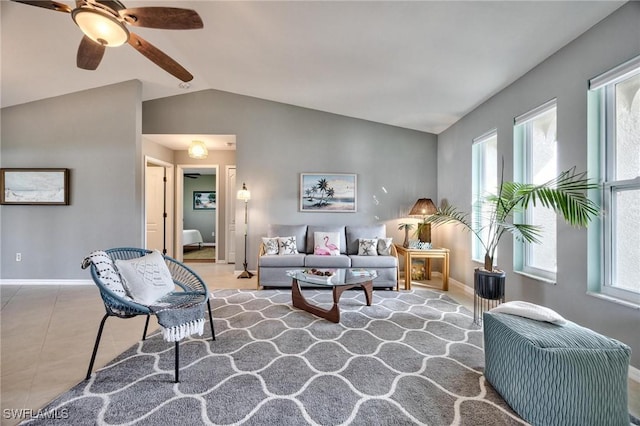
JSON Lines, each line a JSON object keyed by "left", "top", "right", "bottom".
{"left": 0, "top": 168, "right": 70, "bottom": 205}
{"left": 193, "top": 191, "right": 216, "bottom": 210}
{"left": 300, "top": 173, "right": 357, "bottom": 212}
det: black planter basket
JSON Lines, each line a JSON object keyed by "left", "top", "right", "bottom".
{"left": 473, "top": 268, "right": 506, "bottom": 325}
{"left": 474, "top": 268, "right": 505, "bottom": 300}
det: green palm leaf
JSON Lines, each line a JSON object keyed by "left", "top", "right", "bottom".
{"left": 426, "top": 164, "right": 600, "bottom": 272}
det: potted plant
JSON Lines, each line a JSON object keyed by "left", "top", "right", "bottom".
{"left": 426, "top": 165, "right": 600, "bottom": 299}
{"left": 398, "top": 223, "right": 414, "bottom": 248}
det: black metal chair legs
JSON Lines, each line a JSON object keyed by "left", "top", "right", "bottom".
{"left": 207, "top": 299, "right": 216, "bottom": 341}
{"left": 86, "top": 313, "right": 109, "bottom": 380}
{"left": 142, "top": 314, "right": 150, "bottom": 340}
{"left": 86, "top": 302, "right": 216, "bottom": 382}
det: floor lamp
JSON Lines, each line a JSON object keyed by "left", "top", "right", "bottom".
{"left": 237, "top": 183, "right": 254, "bottom": 279}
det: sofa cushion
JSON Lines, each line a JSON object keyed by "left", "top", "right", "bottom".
{"left": 268, "top": 224, "right": 307, "bottom": 253}
{"left": 357, "top": 238, "right": 378, "bottom": 256}
{"left": 377, "top": 237, "right": 393, "bottom": 255}
{"left": 262, "top": 237, "right": 279, "bottom": 255}
{"left": 306, "top": 226, "right": 346, "bottom": 254}
{"left": 346, "top": 225, "right": 386, "bottom": 254}
{"left": 259, "top": 253, "right": 306, "bottom": 267}
{"left": 313, "top": 231, "right": 341, "bottom": 255}
{"left": 305, "top": 254, "right": 351, "bottom": 268}
{"left": 350, "top": 255, "right": 398, "bottom": 268}
{"left": 278, "top": 236, "right": 299, "bottom": 255}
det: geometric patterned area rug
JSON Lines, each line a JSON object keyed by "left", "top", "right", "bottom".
{"left": 24, "top": 289, "right": 528, "bottom": 425}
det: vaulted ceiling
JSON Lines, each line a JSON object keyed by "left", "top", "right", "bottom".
{"left": 1, "top": 1, "right": 624, "bottom": 134}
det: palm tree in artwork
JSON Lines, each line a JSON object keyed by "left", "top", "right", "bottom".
{"left": 317, "top": 178, "right": 328, "bottom": 205}
{"left": 305, "top": 188, "right": 314, "bottom": 201}
{"left": 316, "top": 178, "right": 330, "bottom": 206}
{"left": 326, "top": 187, "right": 335, "bottom": 202}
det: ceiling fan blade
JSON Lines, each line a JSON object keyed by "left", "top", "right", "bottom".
{"left": 128, "top": 32, "right": 193, "bottom": 82}
{"left": 120, "top": 7, "right": 203, "bottom": 29}
{"left": 77, "top": 36, "right": 105, "bottom": 70}
{"left": 11, "top": 0, "right": 71, "bottom": 13}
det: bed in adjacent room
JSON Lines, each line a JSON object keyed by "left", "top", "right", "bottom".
{"left": 183, "top": 229, "right": 203, "bottom": 249}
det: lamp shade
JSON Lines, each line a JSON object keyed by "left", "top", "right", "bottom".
{"left": 409, "top": 198, "right": 437, "bottom": 216}
{"left": 237, "top": 182, "right": 250, "bottom": 202}
{"left": 188, "top": 140, "right": 208, "bottom": 159}
{"left": 72, "top": 8, "right": 129, "bottom": 46}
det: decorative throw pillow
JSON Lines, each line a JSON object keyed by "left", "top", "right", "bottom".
{"left": 115, "top": 250, "right": 175, "bottom": 305}
{"left": 358, "top": 238, "right": 379, "bottom": 256}
{"left": 314, "top": 232, "right": 341, "bottom": 256}
{"left": 84, "top": 250, "right": 130, "bottom": 299}
{"left": 278, "top": 236, "right": 298, "bottom": 255}
{"left": 377, "top": 238, "right": 393, "bottom": 255}
{"left": 262, "top": 237, "right": 279, "bottom": 255}
{"left": 490, "top": 301, "right": 567, "bottom": 325}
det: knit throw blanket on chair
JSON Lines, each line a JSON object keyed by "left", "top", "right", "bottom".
{"left": 149, "top": 294, "right": 206, "bottom": 342}
{"left": 82, "top": 251, "right": 206, "bottom": 343}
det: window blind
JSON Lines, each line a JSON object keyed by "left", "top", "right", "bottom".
{"left": 472, "top": 129, "right": 497, "bottom": 145}
{"left": 589, "top": 54, "right": 640, "bottom": 90}
{"left": 514, "top": 98, "right": 557, "bottom": 126}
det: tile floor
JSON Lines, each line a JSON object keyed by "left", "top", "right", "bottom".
{"left": 1, "top": 264, "right": 637, "bottom": 426}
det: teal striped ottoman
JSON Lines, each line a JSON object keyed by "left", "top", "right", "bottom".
{"left": 483, "top": 312, "right": 631, "bottom": 426}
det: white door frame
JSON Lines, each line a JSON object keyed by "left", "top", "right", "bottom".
{"left": 176, "top": 164, "right": 219, "bottom": 263}
{"left": 144, "top": 156, "right": 174, "bottom": 257}
{"left": 225, "top": 165, "right": 237, "bottom": 264}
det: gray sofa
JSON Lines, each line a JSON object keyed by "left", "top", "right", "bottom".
{"left": 257, "top": 224, "right": 398, "bottom": 289}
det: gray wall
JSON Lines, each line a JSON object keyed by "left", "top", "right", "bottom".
{"left": 184, "top": 174, "right": 216, "bottom": 243}
{"left": 1, "top": 80, "right": 144, "bottom": 279}
{"left": 143, "top": 90, "right": 438, "bottom": 270}
{"left": 436, "top": 2, "right": 640, "bottom": 366}
{"left": 1, "top": 83, "right": 435, "bottom": 280}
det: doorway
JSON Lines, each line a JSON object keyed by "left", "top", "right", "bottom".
{"left": 177, "top": 165, "right": 219, "bottom": 263}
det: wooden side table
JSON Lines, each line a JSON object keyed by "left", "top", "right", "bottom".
{"left": 394, "top": 244, "right": 450, "bottom": 291}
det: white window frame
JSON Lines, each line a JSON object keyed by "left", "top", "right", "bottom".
{"left": 471, "top": 130, "right": 497, "bottom": 264}
{"left": 589, "top": 55, "right": 640, "bottom": 304}
{"left": 513, "top": 99, "right": 558, "bottom": 283}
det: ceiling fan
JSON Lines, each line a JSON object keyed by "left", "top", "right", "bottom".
{"left": 12, "top": 0, "right": 203, "bottom": 82}
{"left": 184, "top": 173, "right": 201, "bottom": 179}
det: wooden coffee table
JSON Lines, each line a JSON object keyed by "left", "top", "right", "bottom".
{"left": 286, "top": 269, "right": 378, "bottom": 323}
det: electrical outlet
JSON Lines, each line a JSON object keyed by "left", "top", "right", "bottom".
{"left": 16, "top": 253, "right": 22, "bottom": 262}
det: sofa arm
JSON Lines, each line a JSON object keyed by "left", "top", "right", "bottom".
{"left": 256, "top": 242, "right": 266, "bottom": 289}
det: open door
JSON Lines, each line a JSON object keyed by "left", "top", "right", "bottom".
{"left": 145, "top": 158, "right": 174, "bottom": 256}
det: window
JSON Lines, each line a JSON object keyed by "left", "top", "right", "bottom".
{"left": 472, "top": 131, "right": 497, "bottom": 263}
{"left": 513, "top": 100, "right": 558, "bottom": 282}
{"left": 589, "top": 56, "right": 640, "bottom": 304}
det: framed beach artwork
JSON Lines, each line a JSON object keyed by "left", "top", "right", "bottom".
{"left": 300, "top": 173, "right": 357, "bottom": 212}
{"left": 0, "top": 168, "right": 70, "bottom": 205}
{"left": 193, "top": 191, "right": 216, "bottom": 210}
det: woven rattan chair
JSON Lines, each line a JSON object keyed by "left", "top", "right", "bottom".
{"left": 83, "top": 247, "right": 215, "bottom": 383}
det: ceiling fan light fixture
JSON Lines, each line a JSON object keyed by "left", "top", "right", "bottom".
{"left": 72, "top": 8, "right": 129, "bottom": 46}
{"left": 188, "top": 140, "right": 208, "bottom": 159}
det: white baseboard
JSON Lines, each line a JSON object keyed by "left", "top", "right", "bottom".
{"left": 0, "top": 279, "right": 93, "bottom": 286}
{"left": 448, "top": 276, "right": 474, "bottom": 296}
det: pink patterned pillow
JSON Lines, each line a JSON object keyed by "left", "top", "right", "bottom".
{"left": 314, "top": 232, "right": 340, "bottom": 256}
